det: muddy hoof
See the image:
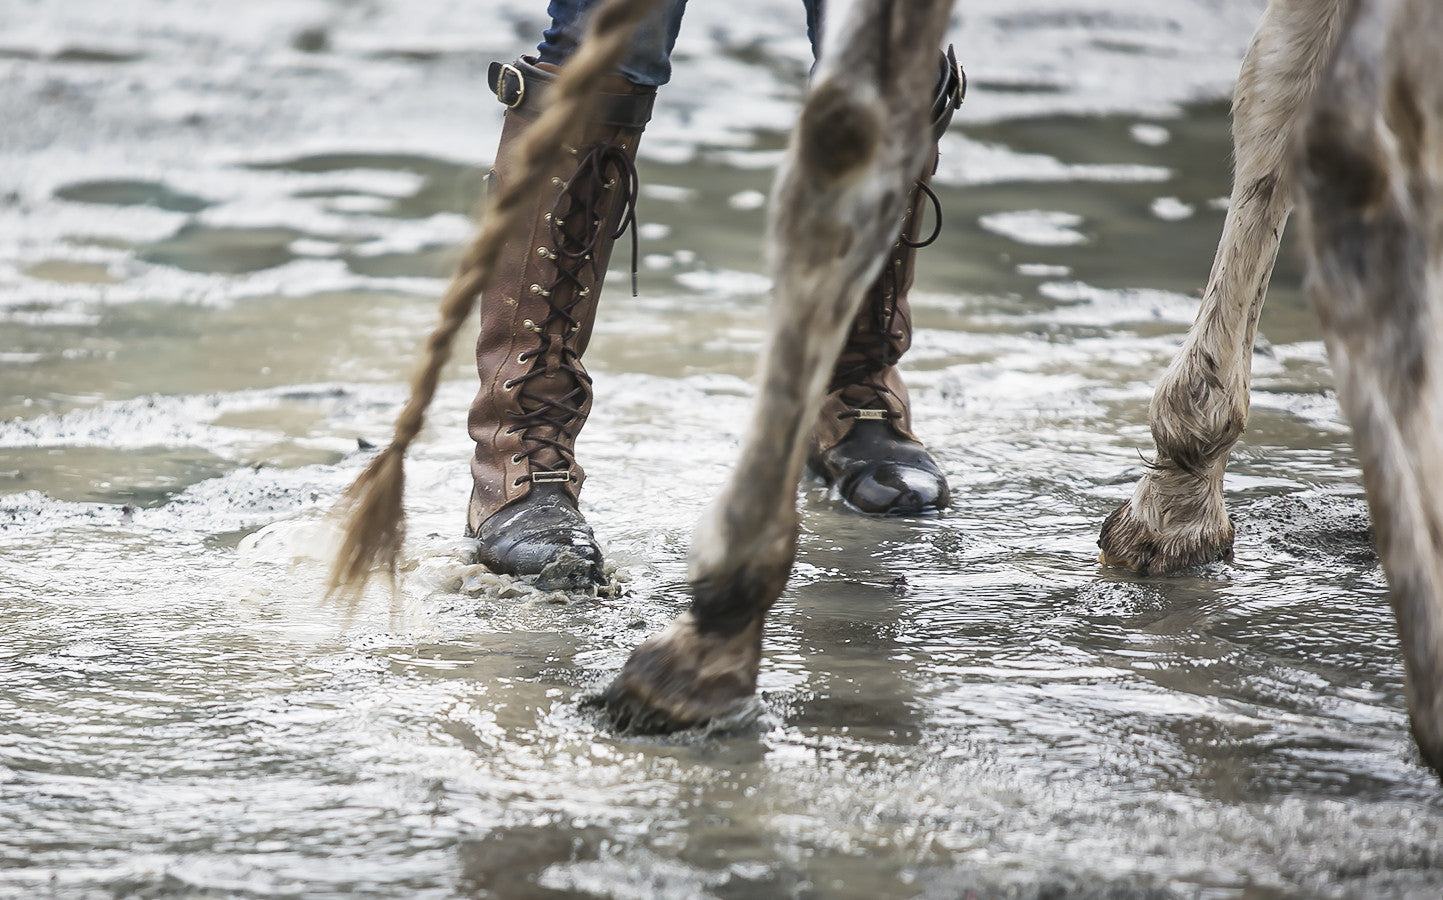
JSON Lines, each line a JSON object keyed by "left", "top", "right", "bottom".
{"left": 601, "top": 612, "right": 761, "bottom": 734}
{"left": 1098, "top": 500, "right": 1234, "bottom": 575}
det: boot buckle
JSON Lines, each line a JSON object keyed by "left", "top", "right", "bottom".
{"left": 530, "top": 470, "right": 572, "bottom": 484}
{"left": 495, "top": 63, "right": 526, "bottom": 109}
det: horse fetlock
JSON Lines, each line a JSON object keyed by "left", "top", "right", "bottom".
{"left": 602, "top": 612, "right": 763, "bottom": 734}
{"left": 687, "top": 504, "right": 797, "bottom": 622}
{"left": 1148, "top": 364, "right": 1247, "bottom": 475}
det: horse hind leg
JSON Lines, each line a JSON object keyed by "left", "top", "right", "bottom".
{"left": 1299, "top": 0, "right": 1443, "bottom": 774}
{"left": 602, "top": 0, "right": 957, "bottom": 732}
{"left": 1099, "top": 0, "right": 1346, "bottom": 574}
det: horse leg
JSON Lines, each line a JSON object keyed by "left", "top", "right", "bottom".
{"left": 1299, "top": 0, "right": 1443, "bottom": 774}
{"left": 1099, "top": 0, "right": 1346, "bottom": 574}
{"left": 603, "top": 0, "right": 958, "bottom": 732}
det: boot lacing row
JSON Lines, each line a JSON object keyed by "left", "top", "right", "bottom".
{"left": 504, "top": 141, "right": 641, "bottom": 487}
{"left": 832, "top": 179, "right": 943, "bottom": 423}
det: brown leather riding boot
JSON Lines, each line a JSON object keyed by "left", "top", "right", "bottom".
{"left": 467, "top": 57, "right": 654, "bottom": 590}
{"left": 808, "top": 48, "right": 964, "bottom": 516}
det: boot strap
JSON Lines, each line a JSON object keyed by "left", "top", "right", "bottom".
{"left": 489, "top": 57, "right": 656, "bottom": 131}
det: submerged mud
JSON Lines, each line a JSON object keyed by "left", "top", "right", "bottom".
{"left": 4, "top": 0, "right": 1443, "bottom": 897}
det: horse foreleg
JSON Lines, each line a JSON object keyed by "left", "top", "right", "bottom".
{"left": 1299, "top": 0, "right": 1443, "bottom": 774}
{"left": 1100, "top": 0, "right": 1346, "bottom": 574}
{"left": 603, "top": 0, "right": 957, "bottom": 732}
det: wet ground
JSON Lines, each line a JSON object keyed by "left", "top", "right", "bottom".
{"left": 5, "top": 0, "right": 1443, "bottom": 897}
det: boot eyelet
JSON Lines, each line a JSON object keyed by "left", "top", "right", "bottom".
{"left": 503, "top": 379, "right": 516, "bottom": 390}
{"left": 511, "top": 453, "right": 522, "bottom": 463}
{"left": 512, "top": 477, "right": 525, "bottom": 487}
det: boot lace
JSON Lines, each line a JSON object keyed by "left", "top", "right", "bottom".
{"left": 832, "top": 178, "right": 943, "bottom": 422}
{"left": 505, "top": 141, "right": 640, "bottom": 485}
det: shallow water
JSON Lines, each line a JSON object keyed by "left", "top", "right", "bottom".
{"left": 4, "top": 0, "right": 1442, "bottom": 897}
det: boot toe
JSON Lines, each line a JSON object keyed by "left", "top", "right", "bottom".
{"left": 812, "top": 421, "right": 951, "bottom": 517}
{"left": 487, "top": 528, "right": 603, "bottom": 591}
{"left": 839, "top": 461, "right": 950, "bottom": 516}
{"left": 474, "top": 486, "right": 605, "bottom": 590}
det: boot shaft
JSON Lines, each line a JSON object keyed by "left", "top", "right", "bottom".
{"left": 813, "top": 47, "right": 964, "bottom": 455}
{"left": 469, "top": 58, "right": 654, "bottom": 531}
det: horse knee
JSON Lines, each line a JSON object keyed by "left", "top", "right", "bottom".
{"left": 798, "top": 80, "right": 882, "bottom": 185}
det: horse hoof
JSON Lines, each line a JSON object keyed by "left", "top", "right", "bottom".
{"left": 601, "top": 612, "right": 761, "bottom": 734}
{"left": 1098, "top": 499, "right": 1234, "bottom": 575}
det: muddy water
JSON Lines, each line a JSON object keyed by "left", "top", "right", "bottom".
{"left": 4, "top": 1, "right": 1442, "bottom": 897}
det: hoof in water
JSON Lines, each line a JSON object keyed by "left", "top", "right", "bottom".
{"left": 601, "top": 612, "right": 762, "bottom": 734}
{"left": 1098, "top": 500, "right": 1234, "bottom": 575}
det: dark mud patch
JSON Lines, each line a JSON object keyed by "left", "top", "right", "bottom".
{"left": 0, "top": 490, "right": 120, "bottom": 534}
{"left": 1236, "top": 492, "right": 1376, "bottom": 568}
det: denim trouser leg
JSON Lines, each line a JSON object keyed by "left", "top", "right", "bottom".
{"left": 537, "top": 0, "right": 826, "bottom": 86}
{"left": 536, "top": 0, "right": 689, "bottom": 86}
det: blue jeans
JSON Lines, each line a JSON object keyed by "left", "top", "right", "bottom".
{"left": 537, "top": 0, "right": 825, "bottom": 86}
